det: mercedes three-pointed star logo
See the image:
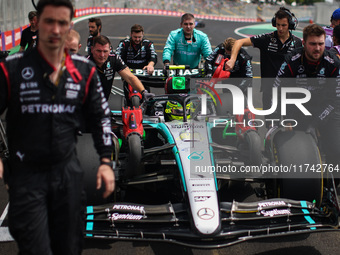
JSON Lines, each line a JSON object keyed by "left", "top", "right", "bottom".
{"left": 21, "top": 67, "right": 34, "bottom": 80}
{"left": 197, "top": 208, "right": 215, "bottom": 220}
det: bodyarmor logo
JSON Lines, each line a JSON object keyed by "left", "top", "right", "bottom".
{"left": 21, "top": 67, "right": 34, "bottom": 80}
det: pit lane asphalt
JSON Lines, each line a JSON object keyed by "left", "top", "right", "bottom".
{"left": 0, "top": 15, "right": 340, "bottom": 255}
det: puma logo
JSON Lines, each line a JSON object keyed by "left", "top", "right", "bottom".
{"left": 16, "top": 151, "right": 25, "bottom": 161}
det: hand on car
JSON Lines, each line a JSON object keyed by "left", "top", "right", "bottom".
{"left": 143, "top": 64, "right": 154, "bottom": 75}
{"left": 224, "top": 59, "right": 235, "bottom": 71}
{"left": 142, "top": 90, "right": 155, "bottom": 102}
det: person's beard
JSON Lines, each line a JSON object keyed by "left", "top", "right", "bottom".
{"left": 91, "top": 30, "right": 99, "bottom": 37}
{"left": 305, "top": 49, "right": 322, "bottom": 62}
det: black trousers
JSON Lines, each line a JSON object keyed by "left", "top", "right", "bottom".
{"left": 7, "top": 152, "right": 85, "bottom": 255}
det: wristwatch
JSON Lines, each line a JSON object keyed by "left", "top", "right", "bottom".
{"left": 100, "top": 161, "right": 115, "bottom": 169}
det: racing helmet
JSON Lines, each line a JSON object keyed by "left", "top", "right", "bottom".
{"left": 165, "top": 101, "right": 194, "bottom": 121}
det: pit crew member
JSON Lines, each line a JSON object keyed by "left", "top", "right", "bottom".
{"left": 163, "top": 13, "right": 212, "bottom": 68}
{"left": 86, "top": 17, "right": 102, "bottom": 55}
{"left": 323, "top": 8, "right": 340, "bottom": 50}
{"left": 116, "top": 24, "right": 157, "bottom": 75}
{"left": 205, "top": 37, "right": 253, "bottom": 79}
{"left": 0, "top": 0, "right": 114, "bottom": 254}
{"left": 273, "top": 24, "right": 340, "bottom": 176}
{"left": 225, "top": 7, "right": 302, "bottom": 112}
{"left": 19, "top": 11, "right": 38, "bottom": 52}
{"left": 329, "top": 24, "right": 340, "bottom": 58}
{"left": 65, "top": 29, "right": 82, "bottom": 54}
{"left": 116, "top": 24, "right": 157, "bottom": 103}
{"left": 87, "top": 35, "right": 146, "bottom": 100}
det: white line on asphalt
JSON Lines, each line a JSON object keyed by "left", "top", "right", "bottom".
{"left": 0, "top": 203, "right": 13, "bottom": 242}
{"left": 0, "top": 203, "right": 8, "bottom": 226}
{"left": 0, "top": 227, "right": 14, "bottom": 242}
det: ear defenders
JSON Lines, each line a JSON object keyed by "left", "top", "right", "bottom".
{"left": 272, "top": 7, "right": 298, "bottom": 30}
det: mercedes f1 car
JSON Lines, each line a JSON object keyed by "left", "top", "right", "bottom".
{"left": 76, "top": 66, "right": 340, "bottom": 248}
{"left": 195, "top": 19, "right": 206, "bottom": 28}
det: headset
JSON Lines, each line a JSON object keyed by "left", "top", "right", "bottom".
{"left": 32, "top": 0, "right": 37, "bottom": 10}
{"left": 271, "top": 7, "right": 298, "bottom": 30}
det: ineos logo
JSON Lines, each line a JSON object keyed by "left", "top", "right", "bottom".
{"left": 197, "top": 208, "right": 214, "bottom": 220}
{"left": 154, "top": 111, "right": 163, "bottom": 116}
{"left": 21, "top": 67, "right": 34, "bottom": 80}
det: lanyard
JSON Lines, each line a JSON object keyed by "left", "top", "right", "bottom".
{"left": 54, "top": 53, "right": 66, "bottom": 87}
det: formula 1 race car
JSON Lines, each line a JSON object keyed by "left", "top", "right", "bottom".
{"left": 77, "top": 66, "right": 340, "bottom": 248}
{"left": 195, "top": 19, "right": 206, "bottom": 28}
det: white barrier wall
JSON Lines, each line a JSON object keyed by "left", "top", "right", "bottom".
{"left": 258, "top": 4, "right": 315, "bottom": 22}
{"left": 0, "top": 0, "right": 35, "bottom": 32}
{"left": 314, "top": 2, "right": 340, "bottom": 26}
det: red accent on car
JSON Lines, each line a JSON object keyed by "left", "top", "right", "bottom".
{"left": 122, "top": 107, "right": 144, "bottom": 138}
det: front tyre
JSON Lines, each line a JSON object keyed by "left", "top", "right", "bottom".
{"left": 131, "top": 95, "right": 141, "bottom": 108}
{"left": 125, "top": 134, "right": 144, "bottom": 179}
{"left": 273, "top": 130, "right": 323, "bottom": 206}
{"left": 77, "top": 133, "right": 110, "bottom": 205}
{"left": 245, "top": 131, "right": 263, "bottom": 166}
